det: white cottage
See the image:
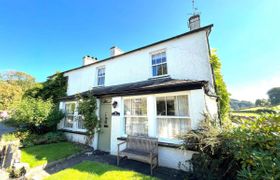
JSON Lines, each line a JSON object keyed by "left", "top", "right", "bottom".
{"left": 56, "top": 16, "right": 218, "bottom": 170}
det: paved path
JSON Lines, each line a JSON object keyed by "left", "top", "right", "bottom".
{"left": 0, "top": 121, "right": 15, "bottom": 137}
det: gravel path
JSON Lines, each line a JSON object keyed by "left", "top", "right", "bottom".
{"left": 0, "top": 121, "right": 15, "bottom": 137}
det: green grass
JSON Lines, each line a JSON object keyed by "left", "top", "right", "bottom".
{"left": 231, "top": 112, "right": 260, "bottom": 117}
{"left": 45, "top": 161, "right": 157, "bottom": 180}
{"left": 21, "top": 142, "right": 83, "bottom": 168}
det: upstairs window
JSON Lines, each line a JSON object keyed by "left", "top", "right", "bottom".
{"left": 97, "top": 67, "right": 105, "bottom": 86}
{"left": 152, "top": 52, "right": 167, "bottom": 77}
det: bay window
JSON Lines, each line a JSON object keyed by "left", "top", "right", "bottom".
{"left": 156, "top": 95, "right": 191, "bottom": 139}
{"left": 124, "top": 97, "right": 148, "bottom": 136}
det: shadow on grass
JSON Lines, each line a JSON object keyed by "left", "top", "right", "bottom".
{"left": 21, "top": 142, "right": 83, "bottom": 168}
{"left": 45, "top": 161, "right": 157, "bottom": 180}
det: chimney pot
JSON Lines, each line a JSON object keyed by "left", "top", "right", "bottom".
{"left": 188, "top": 14, "right": 200, "bottom": 31}
{"left": 110, "top": 46, "right": 124, "bottom": 57}
{"left": 83, "top": 55, "right": 97, "bottom": 66}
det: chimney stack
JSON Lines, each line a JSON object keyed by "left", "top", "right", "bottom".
{"left": 110, "top": 46, "right": 124, "bottom": 57}
{"left": 82, "top": 55, "right": 98, "bottom": 66}
{"left": 188, "top": 14, "right": 200, "bottom": 31}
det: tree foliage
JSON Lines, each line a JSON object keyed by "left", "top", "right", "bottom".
{"left": 181, "top": 114, "right": 280, "bottom": 179}
{"left": 210, "top": 50, "right": 230, "bottom": 125}
{"left": 255, "top": 99, "right": 270, "bottom": 107}
{"left": 0, "top": 82, "right": 23, "bottom": 110}
{"left": 267, "top": 87, "right": 280, "bottom": 106}
{"left": 0, "top": 71, "right": 37, "bottom": 111}
{"left": 25, "top": 72, "right": 67, "bottom": 104}
{"left": 77, "top": 91, "right": 99, "bottom": 145}
{"left": 10, "top": 98, "right": 64, "bottom": 133}
{"left": 0, "top": 71, "right": 36, "bottom": 92}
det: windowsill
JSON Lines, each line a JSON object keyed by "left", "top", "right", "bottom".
{"left": 59, "top": 128, "right": 87, "bottom": 135}
{"left": 149, "top": 74, "right": 170, "bottom": 80}
{"left": 117, "top": 137, "right": 181, "bottom": 148}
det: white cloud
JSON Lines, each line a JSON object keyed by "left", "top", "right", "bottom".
{"left": 228, "top": 73, "right": 280, "bottom": 102}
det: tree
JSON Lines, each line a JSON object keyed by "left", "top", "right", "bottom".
{"left": 267, "top": 87, "right": 280, "bottom": 105}
{"left": 10, "top": 98, "right": 64, "bottom": 133}
{"left": 25, "top": 72, "right": 67, "bottom": 104}
{"left": 0, "top": 71, "right": 36, "bottom": 91}
{"left": 0, "top": 82, "right": 23, "bottom": 110}
{"left": 0, "top": 71, "right": 36, "bottom": 111}
{"left": 255, "top": 99, "right": 270, "bottom": 107}
{"left": 210, "top": 50, "right": 230, "bottom": 126}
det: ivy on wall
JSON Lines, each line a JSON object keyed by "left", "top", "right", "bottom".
{"left": 210, "top": 49, "right": 231, "bottom": 126}
{"left": 77, "top": 91, "right": 99, "bottom": 145}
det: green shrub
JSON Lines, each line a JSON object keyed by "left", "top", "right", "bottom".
{"left": 226, "top": 114, "right": 280, "bottom": 179}
{"left": 181, "top": 114, "right": 280, "bottom": 180}
{"left": 13, "top": 131, "right": 67, "bottom": 147}
{"left": 10, "top": 97, "right": 64, "bottom": 133}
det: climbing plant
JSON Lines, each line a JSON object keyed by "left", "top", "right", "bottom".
{"left": 78, "top": 91, "right": 99, "bottom": 145}
{"left": 210, "top": 49, "right": 231, "bottom": 126}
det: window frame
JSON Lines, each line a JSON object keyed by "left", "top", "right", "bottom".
{"left": 123, "top": 96, "right": 148, "bottom": 136}
{"left": 155, "top": 92, "right": 191, "bottom": 141}
{"left": 64, "top": 101, "right": 76, "bottom": 129}
{"left": 150, "top": 50, "right": 168, "bottom": 77}
{"left": 96, "top": 66, "right": 106, "bottom": 87}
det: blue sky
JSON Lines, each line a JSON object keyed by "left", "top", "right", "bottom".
{"left": 0, "top": 0, "right": 279, "bottom": 102}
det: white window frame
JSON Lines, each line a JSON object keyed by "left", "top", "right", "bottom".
{"left": 123, "top": 95, "right": 148, "bottom": 136}
{"left": 63, "top": 101, "right": 86, "bottom": 131}
{"left": 64, "top": 101, "right": 76, "bottom": 129}
{"left": 96, "top": 66, "right": 105, "bottom": 86}
{"left": 150, "top": 49, "right": 168, "bottom": 78}
{"left": 155, "top": 91, "right": 191, "bottom": 142}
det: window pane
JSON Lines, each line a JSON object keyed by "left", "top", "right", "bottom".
{"left": 125, "top": 98, "right": 147, "bottom": 116}
{"left": 131, "top": 98, "right": 147, "bottom": 115}
{"left": 124, "top": 99, "right": 131, "bottom": 115}
{"left": 125, "top": 117, "right": 148, "bottom": 136}
{"left": 157, "top": 65, "right": 162, "bottom": 76}
{"left": 166, "top": 96, "right": 175, "bottom": 115}
{"left": 98, "top": 76, "right": 105, "bottom": 86}
{"left": 162, "top": 63, "right": 167, "bottom": 75}
{"left": 152, "top": 66, "right": 157, "bottom": 76}
{"left": 177, "top": 95, "right": 189, "bottom": 116}
{"left": 156, "top": 57, "right": 162, "bottom": 64}
{"left": 66, "top": 103, "right": 75, "bottom": 114}
{"left": 162, "top": 53, "right": 166, "bottom": 63}
{"left": 158, "top": 118, "right": 191, "bottom": 139}
{"left": 156, "top": 97, "right": 166, "bottom": 115}
{"left": 64, "top": 115, "right": 74, "bottom": 128}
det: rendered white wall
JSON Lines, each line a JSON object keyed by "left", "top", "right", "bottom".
{"left": 205, "top": 95, "right": 218, "bottom": 120}
{"left": 64, "top": 132, "right": 87, "bottom": 144}
{"left": 65, "top": 30, "right": 213, "bottom": 96}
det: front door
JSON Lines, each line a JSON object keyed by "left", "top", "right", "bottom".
{"left": 98, "top": 98, "right": 112, "bottom": 152}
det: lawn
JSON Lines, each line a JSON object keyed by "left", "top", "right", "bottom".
{"left": 45, "top": 161, "right": 157, "bottom": 180}
{"left": 21, "top": 142, "right": 83, "bottom": 168}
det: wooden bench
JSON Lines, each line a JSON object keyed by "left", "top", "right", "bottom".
{"left": 117, "top": 135, "right": 158, "bottom": 175}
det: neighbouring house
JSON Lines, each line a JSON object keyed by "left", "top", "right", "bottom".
{"left": 56, "top": 15, "right": 218, "bottom": 170}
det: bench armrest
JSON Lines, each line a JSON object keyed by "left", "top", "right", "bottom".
{"left": 149, "top": 146, "right": 158, "bottom": 158}
{"left": 117, "top": 141, "right": 126, "bottom": 153}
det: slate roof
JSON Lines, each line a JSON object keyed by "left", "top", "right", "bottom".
{"left": 59, "top": 77, "right": 207, "bottom": 101}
